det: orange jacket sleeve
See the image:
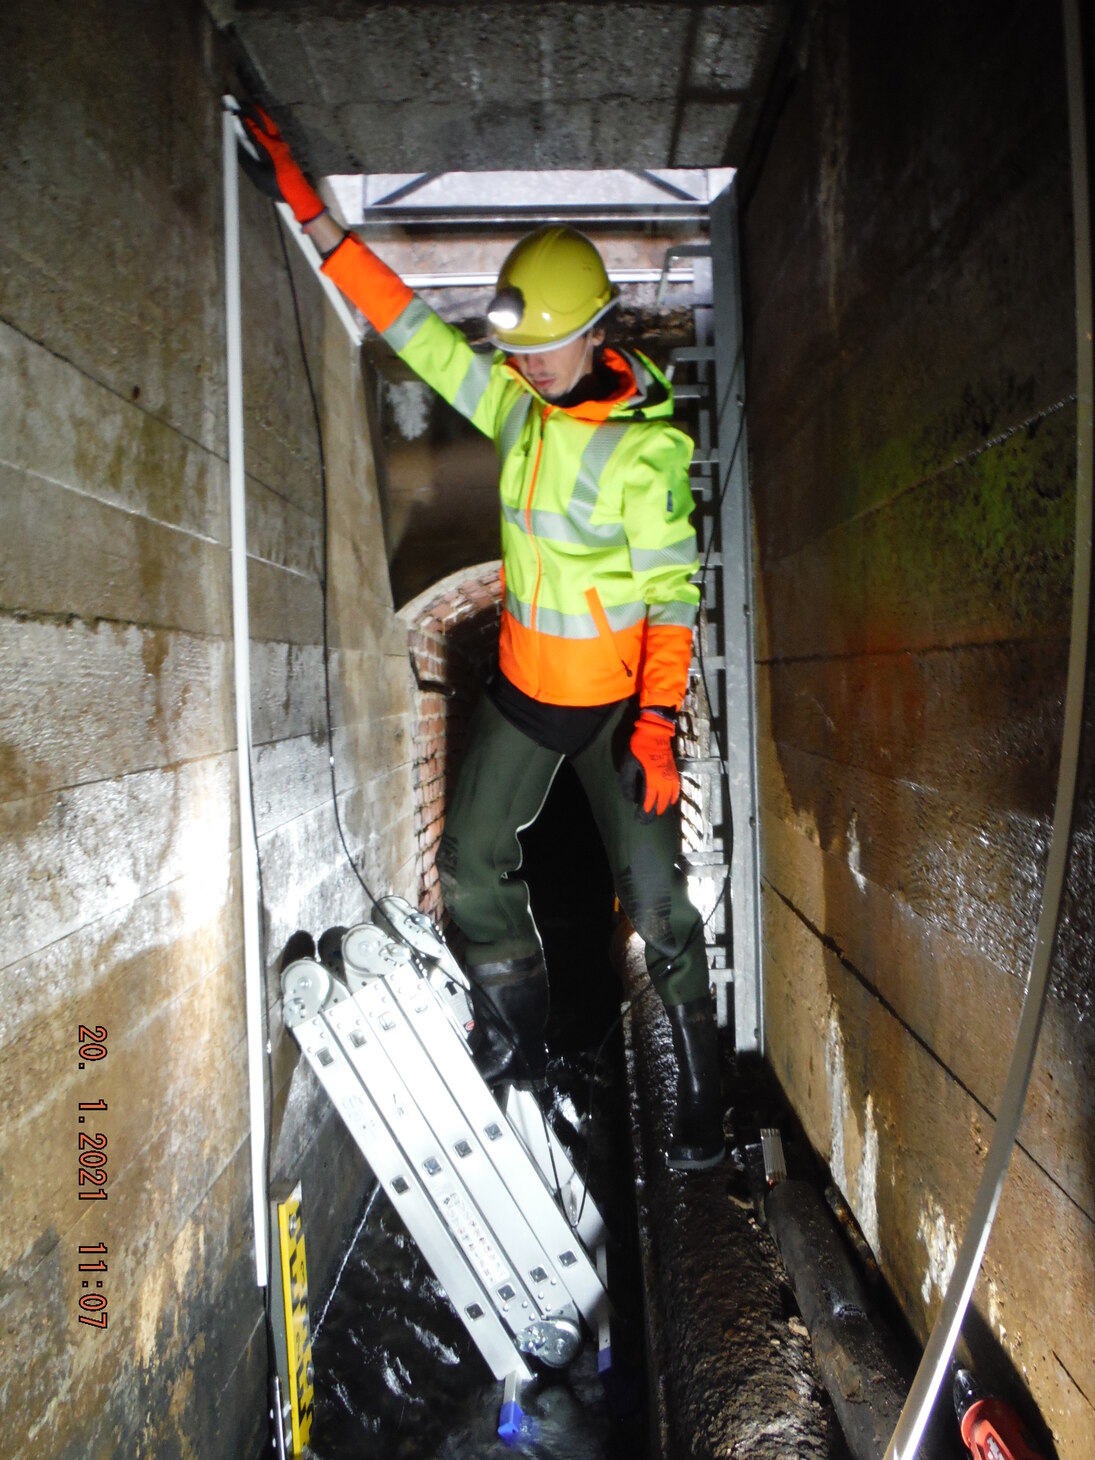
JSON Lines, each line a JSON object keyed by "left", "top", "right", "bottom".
{"left": 320, "top": 233, "right": 415, "bottom": 333}
{"left": 638, "top": 622, "right": 694, "bottom": 711}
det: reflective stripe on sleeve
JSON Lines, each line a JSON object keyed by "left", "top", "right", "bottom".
{"left": 382, "top": 296, "right": 434, "bottom": 353}
{"left": 647, "top": 600, "right": 697, "bottom": 628}
{"left": 452, "top": 348, "right": 497, "bottom": 420}
{"left": 497, "top": 393, "right": 532, "bottom": 462}
{"left": 630, "top": 533, "right": 699, "bottom": 572}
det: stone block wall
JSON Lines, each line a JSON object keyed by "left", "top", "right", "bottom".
{"left": 741, "top": 0, "right": 1091, "bottom": 1452}
{"left": 0, "top": 1, "right": 415, "bottom": 1454}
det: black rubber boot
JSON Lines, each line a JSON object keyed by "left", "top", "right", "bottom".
{"left": 665, "top": 995, "right": 725, "bottom": 1170}
{"left": 468, "top": 952, "right": 549, "bottom": 1088}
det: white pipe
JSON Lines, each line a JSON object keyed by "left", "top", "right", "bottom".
{"left": 222, "top": 103, "right": 269, "bottom": 1289}
{"left": 884, "top": 2, "right": 1092, "bottom": 1453}
{"left": 395, "top": 267, "right": 697, "bottom": 290}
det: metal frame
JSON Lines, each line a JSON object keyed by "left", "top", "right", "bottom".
{"left": 669, "top": 180, "right": 763, "bottom": 1053}
{"left": 709, "top": 182, "right": 763, "bottom": 1054}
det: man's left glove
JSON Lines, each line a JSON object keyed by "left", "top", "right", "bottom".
{"left": 619, "top": 709, "right": 680, "bottom": 818}
{"left": 237, "top": 103, "right": 326, "bottom": 225}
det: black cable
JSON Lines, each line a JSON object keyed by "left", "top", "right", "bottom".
{"left": 276, "top": 214, "right": 476, "bottom": 1014}
{"left": 273, "top": 212, "right": 529, "bottom": 1116}
{"left": 259, "top": 210, "right": 395, "bottom": 1444}
{"left": 270, "top": 207, "right": 529, "bottom": 1139}
{"left": 274, "top": 219, "right": 385, "bottom": 913}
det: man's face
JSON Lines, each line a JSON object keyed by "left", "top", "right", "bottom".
{"left": 514, "top": 327, "right": 604, "bottom": 401}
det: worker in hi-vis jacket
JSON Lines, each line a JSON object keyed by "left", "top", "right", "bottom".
{"left": 241, "top": 105, "right": 724, "bottom": 1170}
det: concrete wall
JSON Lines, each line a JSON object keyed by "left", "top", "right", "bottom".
{"left": 742, "top": 0, "right": 1091, "bottom": 1452}
{"left": 0, "top": 1, "right": 415, "bottom": 1454}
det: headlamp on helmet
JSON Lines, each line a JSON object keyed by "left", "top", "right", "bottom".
{"left": 486, "top": 286, "right": 525, "bottom": 332}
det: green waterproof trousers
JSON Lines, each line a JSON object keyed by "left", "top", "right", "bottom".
{"left": 436, "top": 695, "right": 709, "bottom": 1007}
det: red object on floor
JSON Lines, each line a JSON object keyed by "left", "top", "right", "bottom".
{"left": 955, "top": 1370, "right": 1045, "bottom": 1460}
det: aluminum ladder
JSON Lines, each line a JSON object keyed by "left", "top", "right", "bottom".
{"left": 281, "top": 896, "right": 613, "bottom": 1440}
{"left": 661, "top": 180, "right": 764, "bottom": 1053}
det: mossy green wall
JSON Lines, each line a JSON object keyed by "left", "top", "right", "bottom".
{"left": 742, "top": 1, "right": 1091, "bottom": 1453}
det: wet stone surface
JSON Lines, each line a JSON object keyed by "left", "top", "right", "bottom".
{"left": 623, "top": 957, "right": 851, "bottom": 1460}
{"left": 303, "top": 1208, "right": 630, "bottom": 1459}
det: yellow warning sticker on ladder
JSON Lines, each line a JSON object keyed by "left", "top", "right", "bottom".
{"left": 277, "top": 1184, "right": 314, "bottom": 1453}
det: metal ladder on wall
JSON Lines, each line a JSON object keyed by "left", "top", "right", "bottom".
{"left": 280, "top": 897, "right": 613, "bottom": 1442}
{"left": 661, "top": 183, "right": 763, "bottom": 1054}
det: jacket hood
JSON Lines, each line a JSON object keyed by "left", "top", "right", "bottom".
{"left": 609, "top": 348, "right": 676, "bottom": 420}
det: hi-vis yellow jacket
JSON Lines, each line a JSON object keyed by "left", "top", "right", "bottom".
{"left": 323, "top": 235, "right": 699, "bottom": 709}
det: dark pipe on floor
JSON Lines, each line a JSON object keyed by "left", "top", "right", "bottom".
{"left": 765, "top": 1180, "right": 935, "bottom": 1460}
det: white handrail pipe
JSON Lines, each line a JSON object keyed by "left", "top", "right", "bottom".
{"left": 222, "top": 100, "right": 269, "bottom": 1289}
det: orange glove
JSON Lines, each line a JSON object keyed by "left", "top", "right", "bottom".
{"left": 620, "top": 710, "right": 680, "bottom": 817}
{"left": 238, "top": 103, "right": 326, "bottom": 225}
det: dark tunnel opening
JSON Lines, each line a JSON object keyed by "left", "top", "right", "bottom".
{"left": 519, "top": 760, "right": 622, "bottom": 1052}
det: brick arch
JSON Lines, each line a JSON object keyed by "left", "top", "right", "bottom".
{"left": 398, "top": 562, "right": 503, "bottom": 918}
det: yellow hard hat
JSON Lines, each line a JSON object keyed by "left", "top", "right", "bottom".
{"left": 487, "top": 225, "right": 619, "bottom": 353}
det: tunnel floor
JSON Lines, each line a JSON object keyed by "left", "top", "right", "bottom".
{"left": 299, "top": 766, "right": 852, "bottom": 1458}
{"left": 298, "top": 1003, "right": 854, "bottom": 1459}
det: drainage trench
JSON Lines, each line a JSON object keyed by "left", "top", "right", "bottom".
{"left": 298, "top": 751, "right": 865, "bottom": 1459}
{"left": 302, "top": 762, "right": 647, "bottom": 1458}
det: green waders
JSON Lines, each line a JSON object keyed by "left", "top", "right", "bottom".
{"left": 436, "top": 695, "right": 709, "bottom": 1008}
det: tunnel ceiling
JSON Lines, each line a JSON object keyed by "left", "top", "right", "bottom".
{"left": 214, "top": 1, "right": 791, "bottom": 175}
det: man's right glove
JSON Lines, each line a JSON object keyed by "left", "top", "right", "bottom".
{"left": 619, "top": 709, "right": 680, "bottom": 818}
{"left": 237, "top": 103, "right": 326, "bottom": 225}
